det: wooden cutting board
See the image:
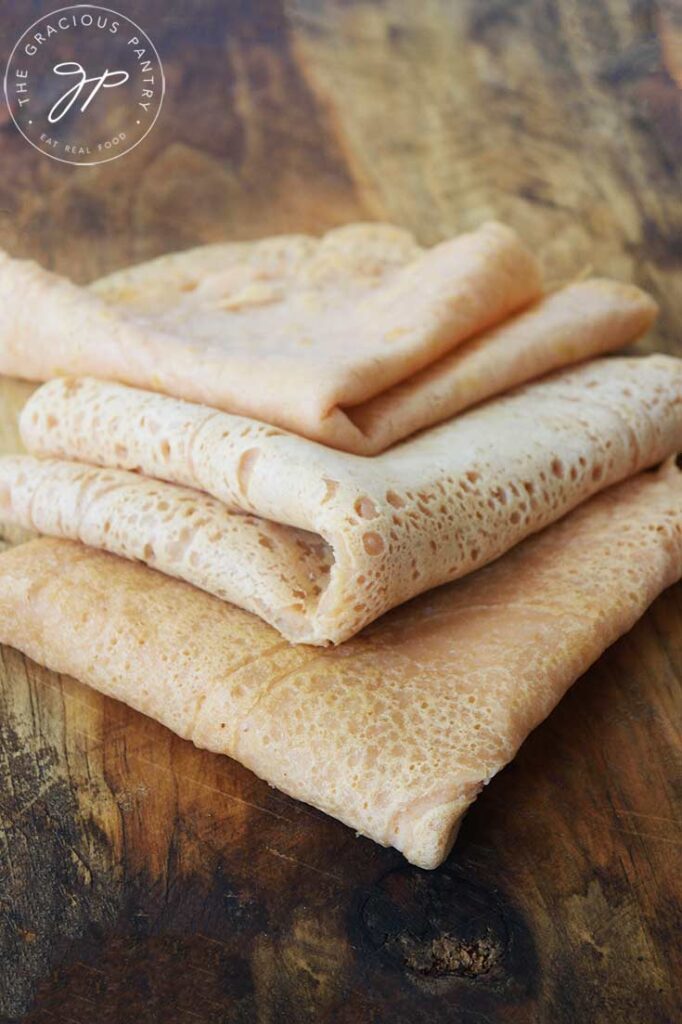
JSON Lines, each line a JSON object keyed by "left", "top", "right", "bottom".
{"left": 0, "top": 1, "right": 680, "bottom": 1021}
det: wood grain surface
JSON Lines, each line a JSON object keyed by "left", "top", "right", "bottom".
{"left": 0, "top": 0, "right": 680, "bottom": 1020}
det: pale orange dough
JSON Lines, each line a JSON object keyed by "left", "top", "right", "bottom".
{"left": 0, "top": 222, "right": 657, "bottom": 452}
{"left": 2, "top": 355, "right": 681, "bottom": 644}
{"left": 0, "top": 462, "right": 680, "bottom": 867}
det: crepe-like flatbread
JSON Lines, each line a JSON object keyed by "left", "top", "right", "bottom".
{"left": 0, "top": 462, "right": 679, "bottom": 868}
{"left": 0, "top": 223, "right": 656, "bottom": 452}
{"left": 2, "top": 355, "right": 681, "bottom": 644}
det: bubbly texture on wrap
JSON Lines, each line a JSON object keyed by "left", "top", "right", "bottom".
{"left": 0, "top": 222, "right": 657, "bottom": 453}
{"left": 1, "top": 355, "right": 681, "bottom": 644}
{"left": 0, "top": 462, "right": 680, "bottom": 868}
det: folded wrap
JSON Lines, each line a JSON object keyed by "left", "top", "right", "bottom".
{"left": 0, "top": 461, "right": 679, "bottom": 867}
{"left": 0, "top": 355, "right": 680, "bottom": 643}
{"left": 0, "top": 223, "right": 657, "bottom": 453}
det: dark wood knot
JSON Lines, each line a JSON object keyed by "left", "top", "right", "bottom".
{"left": 356, "top": 864, "right": 538, "bottom": 997}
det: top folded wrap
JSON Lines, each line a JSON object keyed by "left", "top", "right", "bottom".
{"left": 0, "top": 222, "right": 657, "bottom": 453}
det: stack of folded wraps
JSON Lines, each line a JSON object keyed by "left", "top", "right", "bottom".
{"left": 0, "top": 222, "right": 680, "bottom": 869}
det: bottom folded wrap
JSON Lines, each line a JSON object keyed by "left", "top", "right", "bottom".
{"left": 0, "top": 461, "right": 680, "bottom": 868}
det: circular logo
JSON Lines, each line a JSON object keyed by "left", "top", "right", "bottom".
{"left": 4, "top": 4, "right": 164, "bottom": 165}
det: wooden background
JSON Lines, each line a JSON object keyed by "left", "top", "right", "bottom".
{"left": 0, "top": 0, "right": 681, "bottom": 1020}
